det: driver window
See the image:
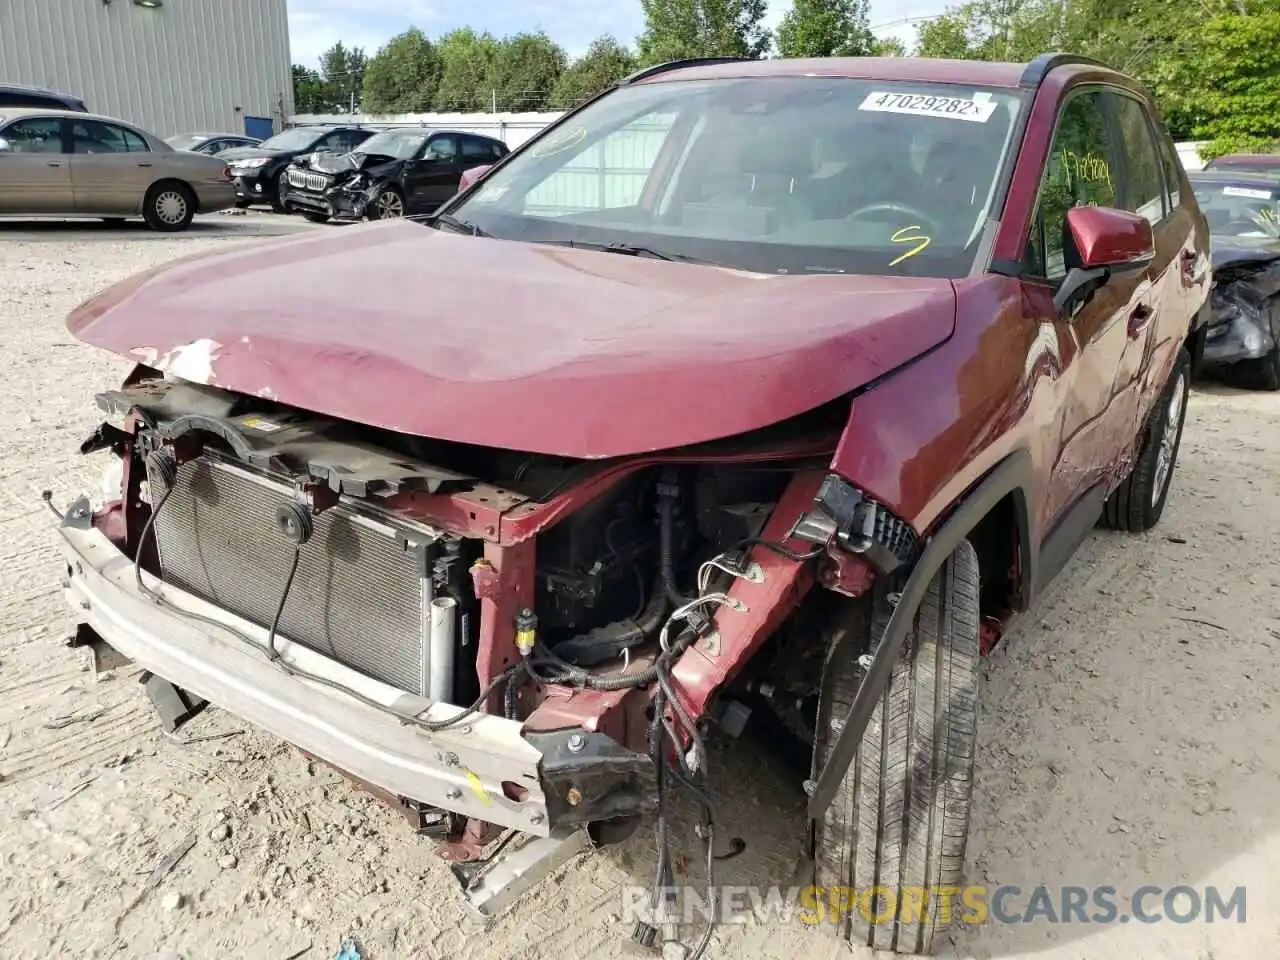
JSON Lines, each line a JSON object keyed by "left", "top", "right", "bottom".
{"left": 425, "top": 135, "right": 458, "bottom": 161}
{"left": 1026, "top": 91, "right": 1117, "bottom": 280}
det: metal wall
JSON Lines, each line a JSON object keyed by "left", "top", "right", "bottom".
{"left": 0, "top": 0, "right": 292, "bottom": 137}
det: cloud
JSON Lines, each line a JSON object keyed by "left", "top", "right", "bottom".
{"left": 287, "top": 0, "right": 947, "bottom": 67}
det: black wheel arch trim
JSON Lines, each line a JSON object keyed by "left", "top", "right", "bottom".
{"left": 806, "top": 448, "right": 1036, "bottom": 819}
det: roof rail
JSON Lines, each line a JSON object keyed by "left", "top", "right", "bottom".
{"left": 1020, "top": 53, "right": 1112, "bottom": 89}
{"left": 621, "top": 57, "right": 749, "bottom": 85}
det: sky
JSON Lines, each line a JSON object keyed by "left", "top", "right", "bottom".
{"left": 287, "top": 0, "right": 949, "bottom": 68}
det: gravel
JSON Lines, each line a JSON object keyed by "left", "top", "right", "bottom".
{"left": 0, "top": 225, "right": 1277, "bottom": 959}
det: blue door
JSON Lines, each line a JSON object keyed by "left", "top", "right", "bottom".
{"left": 243, "top": 116, "right": 274, "bottom": 140}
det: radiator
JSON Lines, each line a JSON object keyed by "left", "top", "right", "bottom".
{"left": 147, "top": 453, "right": 436, "bottom": 698}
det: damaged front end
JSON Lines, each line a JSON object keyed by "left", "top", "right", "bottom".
{"left": 285, "top": 150, "right": 400, "bottom": 221}
{"left": 53, "top": 370, "right": 919, "bottom": 917}
{"left": 1204, "top": 249, "right": 1280, "bottom": 375}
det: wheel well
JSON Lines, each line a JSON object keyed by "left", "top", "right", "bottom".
{"left": 966, "top": 492, "right": 1024, "bottom": 620}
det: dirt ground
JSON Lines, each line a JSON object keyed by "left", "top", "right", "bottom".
{"left": 1, "top": 221, "right": 1277, "bottom": 960}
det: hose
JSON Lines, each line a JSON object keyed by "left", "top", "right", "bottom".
{"left": 658, "top": 483, "right": 691, "bottom": 607}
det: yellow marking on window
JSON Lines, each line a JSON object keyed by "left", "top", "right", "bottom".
{"left": 889, "top": 225, "right": 931, "bottom": 266}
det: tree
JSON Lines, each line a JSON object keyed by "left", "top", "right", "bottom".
{"left": 637, "top": 0, "right": 772, "bottom": 64}
{"left": 319, "top": 42, "right": 367, "bottom": 113}
{"left": 434, "top": 29, "right": 501, "bottom": 111}
{"left": 550, "top": 36, "right": 639, "bottom": 108}
{"left": 361, "top": 28, "right": 441, "bottom": 114}
{"left": 291, "top": 64, "right": 326, "bottom": 114}
{"left": 871, "top": 36, "right": 908, "bottom": 57}
{"left": 775, "top": 0, "right": 875, "bottom": 58}
{"left": 489, "top": 32, "right": 568, "bottom": 111}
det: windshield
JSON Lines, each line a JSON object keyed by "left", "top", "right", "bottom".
{"left": 164, "top": 134, "right": 207, "bottom": 151}
{"left": 355, "top": 131, "right": 427, "bottom": 160}
{"left": 1191, "top": 178, "right": 1280, "bottom": 238}
{"left": 258, "top": 128, "right": 325, "bottom": 152}
{"left": 447, "top": 77, "right": 1025, "bottom": 277}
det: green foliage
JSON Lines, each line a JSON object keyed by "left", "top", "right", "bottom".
{"left": 488, "top": 33, "right": 569, "bottom": 111}
{"left": 911, "top": 2, "right": 1280, "bottom": 145}
{"left": 361, "top": 28, "right": 441, "bottom": 114}
{"left": 871, "top": 36, "right": 908, "bottom": 57}
{"left": 637, "top": 0, "right": 772, "bottom": 64}
{"left": 551, "top": 36, "right": 639, "bottom": 108}
{"left": 319, "top": 42, "right": 367, "bottom": 113}
{"left": 291, "top": 65, "right": 326, "bottom": 114}
{"left": 434, "top": 29, "right": 502, "bottom": 111}
{"left": 775, "top": 0, "right": 875, "bottom": 58}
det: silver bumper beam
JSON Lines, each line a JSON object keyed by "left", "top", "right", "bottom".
{"left": 56, "top": 523, "right": 550, "bottom": 835}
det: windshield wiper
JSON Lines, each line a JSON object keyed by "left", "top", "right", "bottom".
{"left": 428, "top": 212, "right": 488, "bottom": 237}
{"left": 537, "top": 239, "right": 726, "bottom": 266}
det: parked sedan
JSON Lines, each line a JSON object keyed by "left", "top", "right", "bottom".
{"left": 282, "top": 129, "right": 508, "bottom": 223}
{"left": 1188, "top": 170, "right": 1280, "bottom": 389}
{"left": 165, "top": 132, "right": 261, "bottom": 156}
{"left": 0, "top": 108, "right": 236, "bottom": 230}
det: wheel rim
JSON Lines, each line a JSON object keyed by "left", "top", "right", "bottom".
{"left": 154, "top": 190, "right": 187, "bottom": 225}
{"left": 1152, "top": 372, "right": 1186, "bottom": 507}
{"left": 377, "top": 192, "right": 403, "bottom": 218}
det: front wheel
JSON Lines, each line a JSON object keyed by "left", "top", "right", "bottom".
{"left": 367, "top": 187, "right": 404, "bottom": 220}
{"left": 1239, "top": 348, "right": 1280, "bottom": 391}
{"left": 1101, "top": 348, "right": 1191, "bottom": 532}
{"left": 271, "top": 175, "right": 290, "bottom": 214}
{"left": 813, "top": 539, "right": 981, "bottom": 955}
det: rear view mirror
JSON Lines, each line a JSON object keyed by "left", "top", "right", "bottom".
{"left": 1053, "top": 206, "right": 1155, "bottom": 314}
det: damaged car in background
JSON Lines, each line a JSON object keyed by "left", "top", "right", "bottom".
{"left": 1188, "top": 170, "right": 1280, "bottom": 389}
{"left": 282, "top": 128, "right": 508, "bottom": 223}
{"left": 49, "top": 54, "right": 1209, "bottom": 957}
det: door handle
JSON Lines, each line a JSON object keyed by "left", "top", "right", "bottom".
{"left": 1127, "top": 304, "right": 1153, "bottom": 338}
{"left": 137, "top": 162, "right": 152, "bottom": 168}
{"left": 46, "top": 160, "right": 62, "bottom": 167}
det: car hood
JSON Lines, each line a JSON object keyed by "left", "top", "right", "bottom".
{"left": 301, "top": 151, "right": 401, "bottom": 175}
{"left": 66, "top": 221, "right": 958, "bottom": 459}
{"left": 1211, "top": 235, "right": 1280, "bottom": 270}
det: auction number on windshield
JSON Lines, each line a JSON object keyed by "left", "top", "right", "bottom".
{"left": 889, "top": 225, "right": 931, "bottom": 267}
{"left": 859, "top": 91, "right": 998, "bottom": 123}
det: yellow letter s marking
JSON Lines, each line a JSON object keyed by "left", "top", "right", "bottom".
{"left": 889, "top": 225, "right": 931, "bottom": 266}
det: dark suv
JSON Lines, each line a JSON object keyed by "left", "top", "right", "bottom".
{"left": 218, "top": 124, "right": 374, "bottom": 211}
{"left": 0, "top": 82, "right": 87, "bottom": 112}
{"left": 54, "top": 54, "right": 1209, "bottom": 956}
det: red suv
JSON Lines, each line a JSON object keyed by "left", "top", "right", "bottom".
{"left": 54, "top": 54, "right": 1208, "bottom": 955}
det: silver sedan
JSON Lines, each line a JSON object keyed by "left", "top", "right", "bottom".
{"left": 0, "top": 107, "right": 237, "bottom": 230}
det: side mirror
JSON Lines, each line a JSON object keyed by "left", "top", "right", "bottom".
{"left": 0, "top": 138, "right": 11, "bottom": 153}
{"left": 1053, "top": 206, "right": 1155, "bottom": 314}
{"left": 457, "top": 164, "right": 493, "bottom": 193}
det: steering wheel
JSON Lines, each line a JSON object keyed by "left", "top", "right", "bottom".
{"left": 846, "top": 202, "right": 943, "bottom": 236}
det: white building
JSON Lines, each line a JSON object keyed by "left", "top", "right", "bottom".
{"left": 0, "top": 0, "right": 292, "bottom": 138}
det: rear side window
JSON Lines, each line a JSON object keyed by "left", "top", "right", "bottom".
{"left": 490, "top": 141, "right": 508, "bottom": 159}
{"left": 71, "top": 119, "right": 149, "bottom": 153}
{"left": 1026, "top": 90, "right": 1118, "bottom": 279}
{"left": 1109, "top": 94, "right": 1166, "bottom": 224}
{"left": 461, "top": 136, "right": 491, "bottom": 160}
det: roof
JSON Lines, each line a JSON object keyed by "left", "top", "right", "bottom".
{"left": 631, "top": 55, "right": 1123, "bottom": 90}
{"left": 0, "top": 81, "right": 79, "bottom": 97}
{"left": 1207, "top": 153, "right": 1280, "bottom": 166}
{"left": 1187, "top": 169, "right": 1280, "bottom": 185}
{"left": 0, "top": 105, "right": 124, "bottom": 123}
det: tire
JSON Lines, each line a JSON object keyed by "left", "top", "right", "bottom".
{"left": 302, "top": 212, "right": 330, "bottom": 224}
{"left": 813, "top": 539, "right": 980, "bottom": 955}
{"left": 1239, "top": 348, "right": 1280, "bottom": 391}
{"left": 142, "top": 181, "right": 195, "bottom": 232}
{"left": 367, "top": 187, "right": 405, "bottom": 220}
{"left": 270, "top": 174, "right": 289, "bottom": 214}
{"left": 233, "top": 199, "right": 251, "bottom": 210}
{"left": 1101, "top": 348, "right": 1191, "bottom": 532}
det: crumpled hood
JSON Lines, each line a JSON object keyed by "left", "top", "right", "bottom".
{"left": 1211, "top": 236, "right": 1280, "bottom": 271}
{"left": 300, "top": 151, "right": 399, "bottom": 175}
{"left": 67, "top": 221, "right": 957, "bottom": 459}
